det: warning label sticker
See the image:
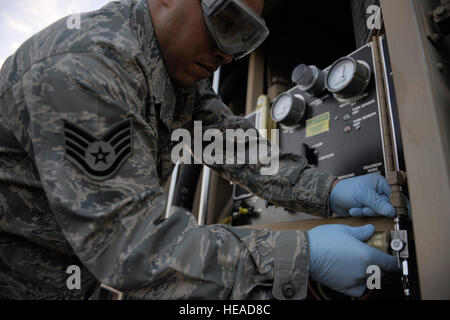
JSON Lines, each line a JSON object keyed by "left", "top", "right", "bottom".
{"left": 306, "top": 112, "right": 330, "bottom": 138}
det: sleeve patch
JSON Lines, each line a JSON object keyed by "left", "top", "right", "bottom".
{"left": 63, "top": 119, "right": 133, "bottom": 181}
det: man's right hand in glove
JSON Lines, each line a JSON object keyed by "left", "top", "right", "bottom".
{"left": 308, "top": 224, "right": 400, "bottom": 297}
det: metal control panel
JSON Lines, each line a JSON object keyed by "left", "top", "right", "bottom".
{"left": 274, "top": 42, "right": 396, "bottom": 180}
{"left": 231, "top": 39, "right": 405, "bottom": 226}
{"left": 228, "top": 38, "right": 417, "bottom": 299}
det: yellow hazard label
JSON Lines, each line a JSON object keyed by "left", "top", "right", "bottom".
{"left": 306, "top": 112, "right": 330, "bottom": 138}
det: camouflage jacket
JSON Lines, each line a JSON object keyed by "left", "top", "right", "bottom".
{"left": 0, "top": 0, "right": 335, "bottom": 299}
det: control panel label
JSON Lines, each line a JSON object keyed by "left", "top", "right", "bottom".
{"left": 306, "top": 112, "right": 330, "bottom": 138}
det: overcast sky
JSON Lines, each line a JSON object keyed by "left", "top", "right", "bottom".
{"left": 0, "top": 0, "right": 111, "bottom": 68}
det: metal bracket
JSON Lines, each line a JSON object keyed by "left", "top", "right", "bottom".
{"left": 390, "top": 230, "right": 409, "bottom": 259}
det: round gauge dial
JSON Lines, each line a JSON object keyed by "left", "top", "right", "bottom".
{"left": 271, "top": 94, "right": 292, "bottom": 121}
{"left": 326, "top": 58, "right": 356, "bottom": 91}
{"left": 270, "top": 93, "right": 306, "bottom": 127}
{"left": 325, "top": 57, "right": 371, "bottom": 100}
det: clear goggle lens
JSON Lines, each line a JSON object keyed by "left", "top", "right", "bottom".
{"left": 202, "top": 0, "right": 269, "bottom": 60}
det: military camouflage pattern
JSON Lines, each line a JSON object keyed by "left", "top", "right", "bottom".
{"left": 0, "top": 0, "right": 336, "bottom": 299}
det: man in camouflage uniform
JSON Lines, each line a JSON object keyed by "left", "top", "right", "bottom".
{"left": 0, "top": 0, "right": 398, "bottom": 300}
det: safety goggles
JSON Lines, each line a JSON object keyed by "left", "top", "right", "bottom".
{"left": 201, "top": 0, "right": 269, "bottom": 60}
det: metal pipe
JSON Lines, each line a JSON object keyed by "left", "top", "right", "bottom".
{"left": 197, "top": 68, "right": 221, "bottom": 225}
{"left": 165, "top": 161, "right": 180, "bottom": 219}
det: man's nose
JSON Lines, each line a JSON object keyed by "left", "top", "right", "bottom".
{"left": 215, "top": 48, "right": 233, "bottom": 65}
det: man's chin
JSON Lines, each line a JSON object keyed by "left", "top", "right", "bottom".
{"left": 172, "top": 79, "right": 197, "bottom": 89}
{"left": 170, "top": 66, "right": 215, "bottom": 88}
{"left": 172, "top": 75, "right": 208, "bottom": 89}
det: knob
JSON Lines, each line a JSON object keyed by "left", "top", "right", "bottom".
{"left": 303, "top": 143, "right": 318, "bottom": 166}
{"left": 292, "top": 64, "right": 325, "bottom": 96}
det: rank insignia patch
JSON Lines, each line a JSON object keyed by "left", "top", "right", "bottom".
{"left": 63, "top": 119, "right": 133, "bottom": 181}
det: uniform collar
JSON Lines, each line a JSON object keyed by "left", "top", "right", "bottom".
{"left": 132, "top": 0, "right": 177, "bottom": 128}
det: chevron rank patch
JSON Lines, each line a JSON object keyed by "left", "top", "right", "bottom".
{"left": 63, "top": 119, "right": 133, "bottom": 181}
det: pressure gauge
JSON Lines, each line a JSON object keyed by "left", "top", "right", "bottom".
{"left": 291, "top": 64, "right": 325, "bottom": 96}
{"left": 270, "top": 93, "right": 306, "bottom": 127}
{"left": 325, "top": 57, "right": 371, "bottom": 100}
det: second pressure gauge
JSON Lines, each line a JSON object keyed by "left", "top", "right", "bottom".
{"left": 325, "top": 57, "right": 371, "bottom": 100}
{"left": 270, "top": 93, "right": 306, "bottom": 127}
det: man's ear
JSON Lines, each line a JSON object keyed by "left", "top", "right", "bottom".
{"left": 160, "top": 0, "right": 173, "bottom": 8}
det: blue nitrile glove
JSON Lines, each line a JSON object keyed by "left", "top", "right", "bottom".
{"left": 308, "top": 224, "right": 400, "bottom": 297}
{"left": 330, "top": 173, "right": 396, "bottom": 217}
